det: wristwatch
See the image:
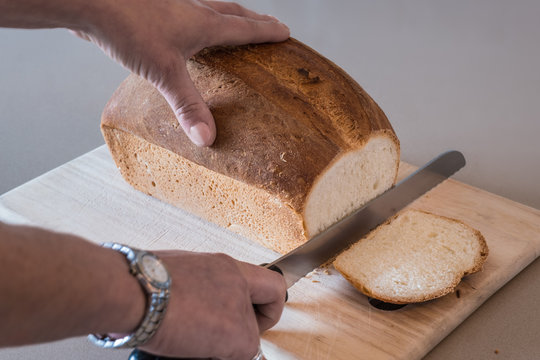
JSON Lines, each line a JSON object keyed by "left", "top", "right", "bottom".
{"left": 88, "top": 243, "right": 171, "bottom": 349}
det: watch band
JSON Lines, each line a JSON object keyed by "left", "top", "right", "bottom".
{"left": 88, "top": 243, "right": 171, "bottom": 349}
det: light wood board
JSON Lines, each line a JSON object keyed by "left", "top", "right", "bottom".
{"left": 1, "top": 146, "right": 539, "bottom": 360}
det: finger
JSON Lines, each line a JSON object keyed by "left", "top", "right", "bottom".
{"left": 154, "top": 62, "right": 217, "bottom": 147}
{"left": 209, "top": 15, "right": 290, "bottom": 47}
{"left": 255, "top": 298, "right": 285, "bottom": 332}
{"left": 239, "top": 262, "right": 287, "bottom": 304}
{"left": 202, "top": 0, "right": 278, "bottom": 22}
{"left": 238, "top": 262, "right": 287, "bottom": 331}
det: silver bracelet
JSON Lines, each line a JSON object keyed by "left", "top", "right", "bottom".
{"left": 88, "top": 243, "right": 171, "bottom": 349}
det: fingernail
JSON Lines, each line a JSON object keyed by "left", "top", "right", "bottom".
{"left": 189, "top": 122, "right": 211, "bottom": 147}
{"left": 270, "top": 17, "right": 289, "bottom": 32}
{"left": 266, "top": 14, "right": 280, "bottom": 22}
{"left": 281, "top": 22, "right": 290, "bottom": 33}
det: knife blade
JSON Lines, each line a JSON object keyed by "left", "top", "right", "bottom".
{"left": 265, "top": 150, "right": 466, "bottom": 288}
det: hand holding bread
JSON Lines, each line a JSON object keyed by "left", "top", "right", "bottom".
{"left": 72, "top": 0, "right": 290, "bottom": 146}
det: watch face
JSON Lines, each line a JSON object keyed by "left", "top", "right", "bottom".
{"left": 140, "top": 254, "right": 169, "bottom": 285}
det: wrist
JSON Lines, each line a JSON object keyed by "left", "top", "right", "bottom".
{"left": 0, "top": 0, "right": 103, "bottom": 31}
{"left": 59, "top": 0, "right": 113, "bottom": 33}
{"left": 71, "top": 0, "right": 114, "bottom": 33}
{"left": 89, "top": 243, "right": 171, "bottom": 348}
{"left": 93, "top": 244, "right": 147, "bottom": 335}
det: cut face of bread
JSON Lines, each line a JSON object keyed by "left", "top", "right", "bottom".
{"left": 333, "top": 209, "right": 488, "bottom": 304}
{"left": 304, "top": 136, "right": 398, "bottom": 236}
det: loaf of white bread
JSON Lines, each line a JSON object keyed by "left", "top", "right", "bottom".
{"left": 334, "top": 209, "right": 489, "bottom": 304}
{"left": 101, "top": 38, "right": 400, "bottom": 254}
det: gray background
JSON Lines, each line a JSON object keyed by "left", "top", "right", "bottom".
{"left": 0, "top": 0, "right": 539, "bottom": 359}
{"left": 1, "top": 0, "right": 539, "bottom": 209}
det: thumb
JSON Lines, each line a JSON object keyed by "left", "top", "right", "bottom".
{"left": 155, "top": 63, "right": 216, "bottom": 147}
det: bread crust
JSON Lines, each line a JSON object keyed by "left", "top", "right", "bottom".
{"left": 101, "top": 38, "right": 400, "bottom": 252}
{"left": 333, "top": 209, "right": 489, "bottom": 304}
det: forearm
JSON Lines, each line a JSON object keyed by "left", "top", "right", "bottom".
{"left": 0, "top": 222, "right": 144, "bottom": 347}
{"left": 0, "top": 0, "right": 105, "bottom": 30}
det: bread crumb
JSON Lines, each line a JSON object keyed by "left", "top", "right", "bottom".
{"left": 494, "top": 349, "right": 499, "bottom": 354}
{"left": 320, "top": 260, "right": 334, "bottom": 268}
{"left": 312, "top": 280, "right": 320, "bottom": 283}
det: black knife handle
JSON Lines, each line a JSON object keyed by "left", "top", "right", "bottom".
{"left": 128, "top": 349, "right": 177, "bottom": 360}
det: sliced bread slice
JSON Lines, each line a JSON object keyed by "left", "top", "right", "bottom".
{"left": 333, "top": 209, "right": 488, "bottom": 304}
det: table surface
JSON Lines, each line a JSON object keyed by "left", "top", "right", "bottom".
{"left": 1, "top": 146, "right": 539, "bottom": 360}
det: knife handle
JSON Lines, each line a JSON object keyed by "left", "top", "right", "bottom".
{"left": 130, "top": 346, "right": 266, "bottom": 360}
{"left": 128, "top": 349, "right": 175, "bottom": 360}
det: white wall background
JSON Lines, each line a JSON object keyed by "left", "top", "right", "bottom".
{"left": 1, "top": 0, "right": 539, "bottom": 210}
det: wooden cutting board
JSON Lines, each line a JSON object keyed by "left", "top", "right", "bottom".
{"left": 1, "top": 146, "right": 539, "bottom": 360}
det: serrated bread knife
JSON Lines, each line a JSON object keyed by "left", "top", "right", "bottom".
{"left": 131, "top": 150, "right": 465, "bottom": 360}
{"left": 265, "top": 150, "right": 466, "bottom": 288}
